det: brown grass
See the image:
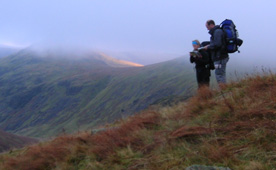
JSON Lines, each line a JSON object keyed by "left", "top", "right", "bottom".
{"left": 90, "top": 111, "right": 161, "bottom": 159}
{"left": 184, "top": 86, "right": 217, "bottom": 118}
{"left": 1, "top": 73, "right": 276, "bottom": 169}
{"left": 170, "top": 126, "right": 213, "bottom": 139}
{"left": 0, "top": 111, "right": 162, "bottom": 169}
{"left": 200, "top": 142, "right": 233, "bottom": 163}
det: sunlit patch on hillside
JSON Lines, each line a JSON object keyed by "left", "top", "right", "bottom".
{"left": 99, "top": 52, "right": 144, "bottom": 67}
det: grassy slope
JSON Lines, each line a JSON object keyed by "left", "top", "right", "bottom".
{"left": 19, "top": 58, "right": 195, "bottom": 138}
{"left": 76, "top": 58, "right": 195, "bottom": 127}
{"left": 0, "top": 73, "right": 275, "bottom": 170}
{"left": 0, "top": 50, "right": 196, "bottom": 138}
{"left": 0, "top": 129, "right": 38, "bottom": 153}
{"left": 0, "top": 50, "right": 114, "bottom": 136}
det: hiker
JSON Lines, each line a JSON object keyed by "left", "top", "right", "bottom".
{"left": 203, "top": 20, "right": 229, "bottom": 84}
{"left": 190, "top": 40, "right": 210, "bottom": 88}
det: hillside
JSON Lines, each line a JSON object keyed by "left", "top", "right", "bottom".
{"left": 0, "top": 73, "right": 275, "bottom": 169}
{"left": 0, "top": 49, "right": 196, "bottom": 138}
{"left": 0, "top": 129, "right": 38, "bottom": 153}
{"left": 0, "top": 46, "right": 20, "bottom": 58}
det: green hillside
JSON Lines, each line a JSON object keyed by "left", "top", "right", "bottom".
{"left": 0, "top": 49, "right": 196, "bottom": 138}
{"left": 0, "top": 73, "right": 275, "bottom": 170}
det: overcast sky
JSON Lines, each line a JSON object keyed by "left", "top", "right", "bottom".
{"left": 0, "top": 0, "right": 276, "bottom": 67}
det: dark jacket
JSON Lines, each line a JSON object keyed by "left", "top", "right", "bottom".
{"left": 208, "top": 25, "right": 228, "bottom": 61}
{"left": 190, "top": 50, "right": 211, "bottom": 87}
{"left": 190, "top": 50, "right": 209, "bottom": 69}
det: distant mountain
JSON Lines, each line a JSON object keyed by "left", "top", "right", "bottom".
{"left": 0, "top": 46, "right": 20, "bottom": 58}
{"left": 0, "top": 48, "right": 196, "bottom": 138}
{"left": 0, "top": 129, "right": 38, "bottom": 153}
{"left": 96, "top": 52, "right": 143, "bottom": 67}
{"left": 103, "top": 51, "right": 181, "bottom": 65}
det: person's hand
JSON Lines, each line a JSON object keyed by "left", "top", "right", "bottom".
{"left": 189, "top": 52, "right": 194, "bottom": 57}
{"left": 204, "top": 45, "right": 209, "bottom": 50}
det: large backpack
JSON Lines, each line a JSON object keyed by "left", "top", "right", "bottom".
{"left": 220, "top": 19, "right": 243, "bottom": 53}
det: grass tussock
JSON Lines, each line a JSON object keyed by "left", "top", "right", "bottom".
{"left": 1, "top": 73, "right": 276, "bottom": 170}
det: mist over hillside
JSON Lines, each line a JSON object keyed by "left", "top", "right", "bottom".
{"left": 103, "top": 50, "right": 182, "bottom": 65}
{"left": 0, "top": 47, "right": 196, "bottom": 138}
{"left": 0, "top": 46, "right": 20, "bottom": 58}
{"left": 0, "top": 44, "right": 272, "bottom": 140}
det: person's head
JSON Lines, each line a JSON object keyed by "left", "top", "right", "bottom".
{"left": 192, "top": 40, "right": 200, "bottom": 50}
{"left": 206, "top": 20, "right": 215, "bottom": 30}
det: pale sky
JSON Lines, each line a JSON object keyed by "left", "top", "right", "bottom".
{"left": 0, "top": 0, "right": 276, "bottom": 67}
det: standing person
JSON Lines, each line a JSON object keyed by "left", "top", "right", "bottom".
{"left": 204, "top": 20, "right": 229, "bottom": 85}
{"left": 190, "top": 40, "right": 211, "bottom": 88}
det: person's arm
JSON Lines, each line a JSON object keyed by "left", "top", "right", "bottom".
{"left": 197, "top": 51, "right": 209, "bottom": 65}
{"left": 190, "top": 55, "right": 195, "bottom": 63}
{"left": 208, "top": 29, "right": 223, "bottom": 50}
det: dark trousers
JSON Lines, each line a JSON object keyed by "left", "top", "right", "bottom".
{"left": 196, "top": 67, "right": 210, "bottom": 88}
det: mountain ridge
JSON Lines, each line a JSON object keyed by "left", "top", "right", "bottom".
{"left": 0, "top": 48, "right": 196, "bottom": 138}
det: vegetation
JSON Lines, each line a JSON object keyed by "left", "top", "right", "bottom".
{"left": 0, "top": 50, "right": 196, "bottom": 138}
{"left": 1, "top": 73, "right": 275, "bottom": 169}
{"left": 0, "top": 130, "right": 38, "bottom": 153}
